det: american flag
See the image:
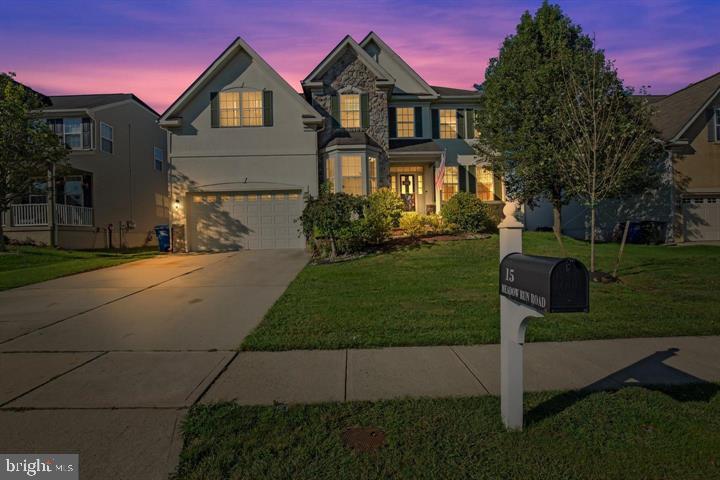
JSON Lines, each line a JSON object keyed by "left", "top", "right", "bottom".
{"left": 435, "top": 149, "right": 446, "bottom": 190}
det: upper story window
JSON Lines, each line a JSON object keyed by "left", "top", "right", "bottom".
{"left": 100, "top": 122, "right": 113, "bottom": 153}
{"left": 153, "top": 147, "right": 164, "bottom": 172}
{"left": 218, "top": 91, "right": 263, "bottom": 127}
{"left": 439, "top": 109, "right": 457, "bottom": 139}
{"left": 715, "top": 108, "right": 720, "bottom": 141}
{"left": 396, "top": 107, "right": 415, "bottom": 138}
{"left": 48, "top": 117, "right": 93, "bottom": 150}
{"left": 340, "top": 94, "right": 361, "bottom": 128}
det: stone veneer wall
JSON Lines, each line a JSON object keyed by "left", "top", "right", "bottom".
{"left": 311, "top": 47, "right": 390, "bottom": 187}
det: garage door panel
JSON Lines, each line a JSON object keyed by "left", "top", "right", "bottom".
{"left": 683, "top": 197, "right": 720, "bottom": 241}
{"left": 189, "top": 190, "right": 305, "bottom": 251}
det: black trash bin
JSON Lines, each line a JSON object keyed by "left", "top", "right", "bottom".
{"left": 154, "top": 225, "right": 170, "bottom": 252}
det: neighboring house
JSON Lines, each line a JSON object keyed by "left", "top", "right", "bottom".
{"left": 524, "top": 71, "right": 720, "bottom": 243}
{"left": 2, "top": 92, "right": 169, "bottom": 249}
{"left": 160, "top": 33, "right": 505, "bottom": 252}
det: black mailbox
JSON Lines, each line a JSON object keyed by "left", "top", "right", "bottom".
{"left": 499, "top": 253, "right": 589, "bottom": 313}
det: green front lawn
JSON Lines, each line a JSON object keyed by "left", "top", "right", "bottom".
{"left": 242, "top": 233, "right": 720, "bottom": 350}
{"left": 0, "top": 246, "right": 158, "bottom": 290}
{"left": 175, "top": 384, "right": 720, "bottom": 479}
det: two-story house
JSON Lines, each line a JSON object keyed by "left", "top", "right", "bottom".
{"left": 161, "top": 34, "right": 504, "bottom": 251}
{"left": 2, "top": 91, "right": 169, "bottom": 249}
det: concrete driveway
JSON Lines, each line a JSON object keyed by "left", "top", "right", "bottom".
{"left": 0, "top": 249, "right": 307, "bottom": 479}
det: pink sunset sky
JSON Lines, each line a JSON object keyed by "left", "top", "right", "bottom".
{"left": 2, "top": 0, "right": 719, "bottom": 113}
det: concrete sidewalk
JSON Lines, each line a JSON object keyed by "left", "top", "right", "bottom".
{"left": 202, "top": 336, "right": 720, "bottom": 405}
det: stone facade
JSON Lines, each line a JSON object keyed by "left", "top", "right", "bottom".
{"left": 311, "top": 47, "right": 390, "bottom": 186}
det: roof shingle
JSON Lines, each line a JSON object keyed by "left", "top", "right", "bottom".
{"left": 651, "top": 72, "right": 720, "bottom": 141}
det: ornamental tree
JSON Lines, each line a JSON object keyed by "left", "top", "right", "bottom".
{"left": 0, "top": 73, "right": 68, "bottom": 250}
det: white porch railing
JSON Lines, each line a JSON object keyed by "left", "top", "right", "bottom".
{"left": 11, "top": 204, "right": 48, "bottom": 226}
{"left": 10, "top": 204, "right": 93, "bottom": 227}
{"left": 55, "top": 204, "right": 93, "bottom": 226}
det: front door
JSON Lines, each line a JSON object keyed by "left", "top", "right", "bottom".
{"left": 399, "top": 174, "right": 415, "bottom": 211}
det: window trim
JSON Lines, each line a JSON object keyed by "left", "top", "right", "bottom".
{"left": 100, "top": 122, "right": 113, "bottom": 154}
{"left": 339, "top": 154, "right": 363, "bottom": 195}
{"left": 715, "top": 108, "right": 720, "bottom": 142}
{"left": 218, "top": 90, "right": 264, "bottom": 128}
{"left": 153, "top": 147, "right": 164, "bottom": 172}
{"left": 441, "top": 165, "right": 459, "bottom": 201}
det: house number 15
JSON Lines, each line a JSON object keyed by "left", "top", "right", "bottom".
{"left": 505, "top": 267, "right": 515, "bottom": 283}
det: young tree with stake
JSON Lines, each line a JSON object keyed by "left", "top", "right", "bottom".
{"left": 557, "top": 53, "right": 663, "bottom": 273}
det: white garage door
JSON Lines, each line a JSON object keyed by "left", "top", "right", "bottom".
{"left": 188, "top": 191, "right": 305, "bottom": 251}
{"left": 683, "top": 196, "right": 720, "bottom": 241}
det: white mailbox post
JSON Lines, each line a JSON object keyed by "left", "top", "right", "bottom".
{"left": 498, "top": 201, "right": 542, "bottom": 430}
{"left": 497, "top": 202, "right": 590, "bottom": 430}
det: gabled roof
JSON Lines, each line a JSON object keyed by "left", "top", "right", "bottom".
{"left": 46, "top": 93, "right": 159, "bottom": 116}
{"left": 302, "top": 35, "right": 395, "bottom": 88}
{"left": 651, "top": 72, "right": 720, "bottom": 142}
{"left": 160, "top": 37, "right": 322, "bottom": 124}
{"left": 359, "top": 32, "right": 437, "bottom": 98}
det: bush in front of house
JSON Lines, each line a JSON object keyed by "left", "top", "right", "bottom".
{"left": 440, "top": 192, "right": 493, "bottom": 233}
{"left": 360, "top": 188, "right": 404, "bottom": 244}
{"left": 399, "top": 212, "right": 426, "bottom": 238}
{"left": 300, "top": 183, "right": 365, "bottom": 258}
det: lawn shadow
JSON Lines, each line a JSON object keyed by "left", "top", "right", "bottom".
{"left": 525, "top": 348, "right": 719, "bottom": 426}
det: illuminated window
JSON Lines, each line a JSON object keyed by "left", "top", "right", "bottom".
{"left": 340, "top": 155, "right": 363, "bottom": 195}
{"left": 417, "top": 172, "right": 423, "bottom": 195}
{"left": 396, "top": 107, "right": 414, "bottom": 138}
{"left": 218, "top": 91, "right": 263, "bottom": 127}
{"left": 368, "top": 156, "right": 378, "bottom": 193}
{"left": 390, "top": 175, "right": 397, "bottom": 193}
{"left": 441, "top": 166, "right": 458, "bottom": 201}
{"left": 241, "top": 91, "right": 263, "bottom": 126}
{"left": 439, "top": 109, "right": 457, "bottom": 139}
{"left": 193, "top": 195, "right": 203, "bottom": 203}
{"left": 476, "top": 168, "right": 496, "bottom": 201}
{"left": 205, "top": 195, "right": 217, "bottom": 203}
{"left": 340, "top": 94, "right": 360, "bottom": 128}
{"left": 325, "top": 157, "right": 335, "bottom": 192}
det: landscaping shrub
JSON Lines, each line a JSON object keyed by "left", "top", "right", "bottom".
{"left": 300, "top": 183, "right": 365, "bottom": 258}
{"left": 440, "top": 192, "right": 493, "bottom": 233}
{"left": 423, "top": 214, "right": 447, "bottom": 235}
{"left": 360, "top": 188, "right": 404, "bottom": 244}
{"left": 399, "top": 212, "right": 426, "bottom": 238}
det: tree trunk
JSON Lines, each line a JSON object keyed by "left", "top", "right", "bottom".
{"left": 590, "top": 206, "right": 596, "bottom": 273}
{"left": 552, "top": 198, "right": 566, "bottom": 255}
{"left": 329, "top": 234, "right": 337, "bottom": 259}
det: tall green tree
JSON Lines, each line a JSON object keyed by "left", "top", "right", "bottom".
{"left": 0, "top": 73, "right": 68, "bottom": 251}
{"left": 475, "top": 1, "right": 596, "bottom": 245}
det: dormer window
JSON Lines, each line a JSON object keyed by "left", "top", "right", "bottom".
{"left": 217, "top": 91, "right": 263, "bottom": 127}
{"left": 340, "top": 94, "right": 361, "bottom": 128}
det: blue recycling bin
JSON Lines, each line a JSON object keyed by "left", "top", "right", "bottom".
{"left": 154, "top": 225, "right": 170, "bottom": 252}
